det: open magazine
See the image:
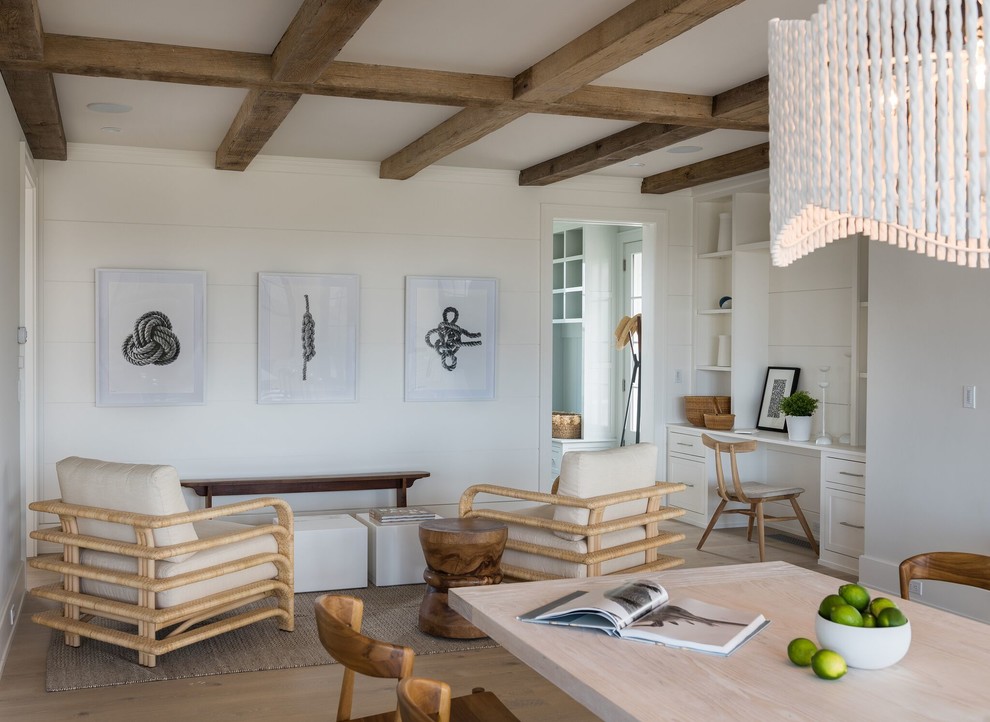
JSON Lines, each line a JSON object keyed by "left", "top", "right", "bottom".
{"left": 518, "top": 579, "right": 769, "bottom": 656}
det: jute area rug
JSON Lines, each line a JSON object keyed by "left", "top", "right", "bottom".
{"left": 46, "top": 583, "right": 497, "bottom": 692}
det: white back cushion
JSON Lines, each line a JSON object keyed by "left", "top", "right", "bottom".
{"left": 56, "top": 456, "right": 198, "bottom": 561}
{"left": 552, "top": 443, "right": 658, "bottom": 540}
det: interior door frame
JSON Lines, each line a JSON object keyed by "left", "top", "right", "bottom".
{"left": 539, "top": 204, "right": 668, "bottom": 491}
{"left": 19, "top": 142, "right": 40, "bottom": 558}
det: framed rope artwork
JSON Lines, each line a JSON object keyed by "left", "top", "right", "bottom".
{"left": 257, "top": 273, "right": 359, "bottom": 403}
{"left": 96, "top": 269, "right": 206, "bottom": 406}
{"left": 404, "top": 276, "right": 497, "bottom": 401}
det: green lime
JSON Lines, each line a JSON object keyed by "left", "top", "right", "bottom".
{"left": 869, "top": 597, "right": 897, "bottom": 618}
{"left": 830, "top": 604, "right": 864, "bottom": 627}
{"left": 861, "top": 612, "right": 876, "bottom": 628}
{"left": 787, "top": 637, "right": 818, "bottom": 666}
{"left": 877, "top": 607, "right": 908, "bottom": 627}
{"left": 811, "top": 649, "right": 848, "bottom": 680}
{"left": 838, "top": 583, "right": 871, "bottom": 611}
{"left": 818, "top": 594, "right": 846, "bottom": 619}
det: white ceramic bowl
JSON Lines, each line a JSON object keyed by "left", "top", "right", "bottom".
{"left": 815, "top": 615, "right": 912, "bottom": 670}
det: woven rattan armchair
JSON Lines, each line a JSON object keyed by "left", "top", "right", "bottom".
{"left": 29, "top": 457, "right": 294, "bottom": 667}
{"left": 459, "top": 443, "right": 686, "bottom": 581}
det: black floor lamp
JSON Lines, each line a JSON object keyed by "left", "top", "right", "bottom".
{"left": 615, "top": 314, "right": 642, "bottom": 447}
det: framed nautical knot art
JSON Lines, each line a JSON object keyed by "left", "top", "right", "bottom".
{"left": 405, "top": 276, "right": 497, "bottom": 402}
{"left": 96, "top": 269, "right": 206, "bottom": 406}
{"left": 258, "top": 273, "right": 359, "bottom": 404}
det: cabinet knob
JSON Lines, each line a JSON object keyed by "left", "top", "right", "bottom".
{"left": 839, "top": 521, "right": 865, "bottom": 530}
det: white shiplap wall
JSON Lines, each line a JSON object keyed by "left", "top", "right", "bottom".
{"left": 37, "top": 146, "right": 692, "bottom": 522}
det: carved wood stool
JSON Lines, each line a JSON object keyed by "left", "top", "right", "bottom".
{"left": 417, "top": 517, "right": 508, "bottom": 639}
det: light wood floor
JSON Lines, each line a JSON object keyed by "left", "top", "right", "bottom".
{"left": 0, "top": 522, "right": 854, "bottom": 721}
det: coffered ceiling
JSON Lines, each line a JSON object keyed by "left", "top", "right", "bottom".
{"left": 0, "top": 0, "right": 820, "bottom": 192}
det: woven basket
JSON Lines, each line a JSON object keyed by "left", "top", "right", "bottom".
{"left": 684, "top": 396, "right": 731, "bottom": 427}
{"left": 552, "top": 412, "right": 582, "bottom": 439}
{"left": 703, "top": 413, "right": 736, "bottom": 430}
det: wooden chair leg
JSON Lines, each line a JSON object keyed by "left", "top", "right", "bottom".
{"left": 755, "top": 502, "right": 766, "bottom": 562}
{"left": 746, "top": 505, "right": 756, "bottom": 542}
{"left": 790, "top": 497, "right": 820, "bottom": 555}
{"left": 697, "top": 499, "right": 728, "bottom": 551}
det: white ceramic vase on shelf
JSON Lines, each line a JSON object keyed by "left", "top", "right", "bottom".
{"left": 717, "top": 213, "right": 732, "bottom": 252}
{"left": 786, "top": 415, "right": 813, "bottom": 442}
{"left": 716, "top": 334, "right": 731, "bottom": 367}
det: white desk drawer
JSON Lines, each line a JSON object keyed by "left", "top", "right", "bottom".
{"left": 823, "top": 456, "right": 866, "bottom": 489}
{"left": 823, "top": 487, "right": 865, "bottom": 558}
{"left": 668, "top": 431, "right": 705, "bottom": 458}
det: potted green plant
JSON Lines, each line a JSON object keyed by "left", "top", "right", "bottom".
{"left": 779, "top": 390, "right": 819, "bottom": 441}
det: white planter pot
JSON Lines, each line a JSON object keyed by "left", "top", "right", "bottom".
{"left": 786, "top": 415, "right": 813, "bottom": 442}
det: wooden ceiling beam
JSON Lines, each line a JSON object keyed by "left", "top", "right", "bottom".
{"left": 379, "top": 107, "right": 526, "bottom": 180}
{"left": 0, "top": 0, "right": 65, "bottom": 160}
{"left": 19, "top": 35, "right": 769, "bottom": 129}
{"left": 382, "top": 0, "right": 747, "bottom": 180}
{"left": 519, "top": 123, "right": 707, "bottom": 186}
{"left": 712, "top": 75, "right": 768, "bottom": 124}
{"left": 520, "top": 76, "right": 770, "bottom": 186}
{"left": 640, "top": 142, "right": 770, "bottom": 194}
{"left": 215, "top": 0, "right": 381, "bottom": 171}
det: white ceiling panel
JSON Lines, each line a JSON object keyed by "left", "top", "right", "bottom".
{"left": 54, "top": 75, "right": 248, "bottom": 151}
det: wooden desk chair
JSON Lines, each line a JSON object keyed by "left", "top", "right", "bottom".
{"left": 397, "top": 677, "right": 450, "bottom": 722}
{"left": 315, "top": 596, "right": 519, "bottom": 722}
{"left": 698, "top": 434, "right": 819, "bottom": 562}
{"left": 899, "top": 552, "right": 990, "bottom": 599}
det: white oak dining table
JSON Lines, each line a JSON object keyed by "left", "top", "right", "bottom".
{"left": 449, "top": 561, "right": 990, "bottom": 721}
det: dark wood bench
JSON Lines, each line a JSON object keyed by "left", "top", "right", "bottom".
{"left": 181, "top": 471, "right": 430, "bottom": 508}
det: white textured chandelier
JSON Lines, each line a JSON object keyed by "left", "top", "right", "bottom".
{"left": 769, "top": 0, "right": 990, "bottom": 268}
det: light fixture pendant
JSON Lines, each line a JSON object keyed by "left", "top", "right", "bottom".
{"left": 769, "top": 0, "right": 990, "bottom": 269}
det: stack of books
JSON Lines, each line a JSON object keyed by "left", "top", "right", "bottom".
{"left": 369, "top": 506, "right": 439, "bottom": 524}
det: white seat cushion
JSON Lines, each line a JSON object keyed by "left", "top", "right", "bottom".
{"left": 730, "top": 483, "right": 805, "bottom": 500}
{"left": 79, "top": 520, "right": 278, "bottom": 608}
{"left": 57, "top": 456, "right": 198, "bottom": 562}
{"left": 552, "top": 443, "right": 658, "bottom": 541}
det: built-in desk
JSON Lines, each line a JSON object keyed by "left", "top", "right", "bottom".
{"left": 666, "top": 423, "right": 865, "bottom": 574}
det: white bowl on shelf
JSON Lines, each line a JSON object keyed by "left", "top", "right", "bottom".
{"left": 815, "top": 615, "right": 912, "bottom": 670}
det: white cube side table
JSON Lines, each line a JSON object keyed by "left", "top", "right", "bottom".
{"left": 292, "top": 514, "right": 368, "bottom": 592}
{"left": 354, "top": 512, "right": 437, "bottom": 586}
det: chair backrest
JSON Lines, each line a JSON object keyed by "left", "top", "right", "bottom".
{"left": 552, "top": 443, "right": 658, "bottom": 539}
{"left": 899, "top": 552, "right": 990, "bottom": 599}
{"left": 315, "top": 595, "right": 415, "bottom": 722}
{"left": 700, "top": 434, "right": 758, "bottom": 503}
{"left": 55, "top": 456, "right": 198, "bottom": 561}
{"left": 397, "top": 677, "right": 451, "bottom": 722}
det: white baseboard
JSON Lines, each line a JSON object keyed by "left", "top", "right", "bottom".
{"left": 0, "top": 563, "right": 26, "bottom": 681}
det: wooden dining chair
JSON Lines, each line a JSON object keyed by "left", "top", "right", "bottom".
{"left": 697, "top": 434, "right": 819, "bottom": 562}
{"left": 397, "top": 677, "right": 451, "bottom": 722}
{"left": 315, "top": 596, "right": 520, "bottom": 722}
{"left": 899, "top": 552, "right": 990, "bottom": 600}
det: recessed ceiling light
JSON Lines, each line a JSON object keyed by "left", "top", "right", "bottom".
{"left": 627, "top": 161, "right": 646, "bottom": 167}
{"left": 667, "top": 145, "right": 703, "bottom": 154}
{"left": 86, "top": 102, "right": 132, "bottom": 114}
{"left": 100, "top": 126, "right": 122, "bottom": 133}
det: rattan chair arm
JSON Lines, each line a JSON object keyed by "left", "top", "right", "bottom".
{"left": 29, "top": 496, "right": 294, "bottom": 530}
{"left": 467, "top": 505, "right": 685, "bottom": 537}
{"left": 30, "top": 522, "right": 289, "bottom": 560}
{"left": 459, "top": 482, "right": 685, "bottom": 517}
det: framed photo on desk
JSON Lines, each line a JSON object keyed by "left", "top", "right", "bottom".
{"left": 756, "top": 366, "right": 800, "bottom": 431}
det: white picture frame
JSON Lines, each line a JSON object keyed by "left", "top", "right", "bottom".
{"left": 258, "top": 272, "right": 359, "bottom": 404}
{"left": 405, "top": 276, "right": 497, "bottom": 401}
{"left": 96, "top": 268, "right": 206, "bottom": 406}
